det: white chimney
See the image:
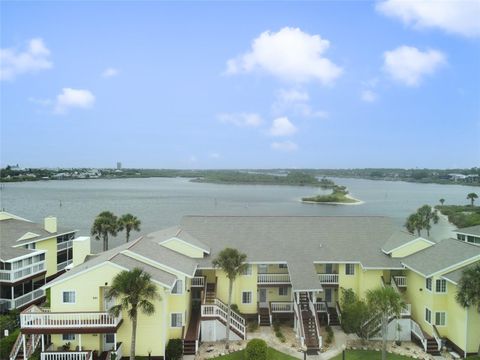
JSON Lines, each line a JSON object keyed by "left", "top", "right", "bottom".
{"left": 44, "top": 216, "right": 57, "bottom": 233}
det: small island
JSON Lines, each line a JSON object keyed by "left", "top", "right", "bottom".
{"left": 302, "top": 185, "right": 363, "bottom": 205}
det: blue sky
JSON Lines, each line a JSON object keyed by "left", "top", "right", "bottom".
{"left": 1, "top": 1, "right": 479, "bottom": 169}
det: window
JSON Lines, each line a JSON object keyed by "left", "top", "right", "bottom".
{"left": 345, "top": 264, "right": 355, "bottom": 275}
{"left": 62, "top": 334, "right": 75, "bottom": 341}
{"left": 279, "top": 264, "right": 288, "bottom": 269}
{"left": 435, "top": 312, "right": 446, "bottom": 326}
{"left": 242, "top": 291, "right": 252, "bottom": 304}
{"left": 435, "top": 279, "right": 446, "bottom": 293}
{"left": 426, "top": 278, "right": 432, "bottom": 291}
{"left": 425, "top": 308, "right": 432, "bottom": 324}
{"left": 457, "top": 234, "right": 466, "bottom": 241}
{"left": 279, "top": 287, "right": 288, "bottom": 296}
{"left": 241, "top": 265, "right": 252, "bottom": 276}
{"left": 172, "top": 279, "right": 183, "bottom": 294}
{"left": 170, "top": 313, "right": 182, "bottom": 327}
{"left": 62, "top": 291, "right": 76, "bottom": 304}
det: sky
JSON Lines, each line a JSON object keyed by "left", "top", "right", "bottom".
{"left": 1, "top": 0, "right": 479, "bottom": 169}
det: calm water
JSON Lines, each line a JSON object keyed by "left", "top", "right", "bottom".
{"left": 1, "top": 177, "right": 477, "bottom": 252}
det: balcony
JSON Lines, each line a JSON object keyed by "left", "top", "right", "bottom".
{"left": 318, "top": 273, "right": 339, "bottom": 285}
{"left": 41, "top": 351, "right": 93, "bottom": 360}
{"left": 191, "top": 276, "right": 205, "bottom": 287}
{"left": 257, "top": 273, "right": 290, "bottom": 285}
{"left": 0, "top": 261, "right": 46, "bottom": 282}
{"left": 270, "top": 302, "right": 293, "bottom": 313}
{"left": 394, "top": 276, "right": 407, "bottom": 287}
{"left": 1, "top": 289, "right": 45, "bottom": 310}
{"left": 21, "top": 310, "right": 122, "bottom": 332}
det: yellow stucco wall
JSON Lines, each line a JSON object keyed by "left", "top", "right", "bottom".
{"left": 390, "top": 240, "right": 433, "bottom": 258}
{"left": 338, "top": 263, "right": 360, "bottom": 296}
{"left": 215, "top": 265, "right": 258, "bottom": 314}
{"left": 160, "top": 239, "right": 205, "bottom": 258}
{"left": 36, "top": 237, "right": 58, "bottom": 277}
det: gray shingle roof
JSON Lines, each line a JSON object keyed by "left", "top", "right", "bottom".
{"left": 402, "top": 238, "right": 480, "bottom": 276}
{"left": 442, "top": 262, "right": 480, "bottom": 284}
{"left": 382, "top": 231, "right": 430, "bottom": 254}
{"left": 456, "top": 225, "right": 480, "bottom": 236}
{"left": 0, "top": 243, "right": 36, "bottom": 261}
{"left": 155, "top": 226, "right": 210, "bottom": 254}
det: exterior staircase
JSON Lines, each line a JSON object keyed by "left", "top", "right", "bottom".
{"left": 327, "top": 307, "right": 340, "bottom": 326}
{"left": 299, "top": 292, "right": 320, "bottom": 354}
{"left": 426, "top": 338, "right": 441, "bottom": 356}
{"left": 205, "top": 283, "right": 216, "bottom": 303}
{"left": 258, "top": 307, "right": 271, "bottom": 326}
{"left": 10, "top": 333, "right": 41, "bottom": 360}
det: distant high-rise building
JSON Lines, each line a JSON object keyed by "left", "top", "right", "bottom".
{"left": 116, "top": 162, "right": 122, "bottom": 170}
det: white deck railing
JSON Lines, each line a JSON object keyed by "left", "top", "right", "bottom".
{"left": 411, "top": 320, "right": 427, "bottom": 352}
{"left": 318, "top": 273, "right": 339, "bottom": 284}
{"left": 293, "top": 297, "right": 305, "bottom": 348}
{"left": 0, "top": 262, "right": 45, "bottom": 282}
{"left": 191, "top": 276, "right": 205, "bottom": 287}
{"left": 314, "top": 302, "right": 328, "bottom": 313}
{"left": 113, "top": 342, "right": 123, "bottom": 360}
{"left": 14, "top": 289, "right": 45, "bottom": 309}
{"left": 21, "top": 311, "right": 122, "bottom": 329}
{"left": 41, "top": 351, "right": 92, "bottom": 360}
{"left": 308, "top": 297, "right": 323, "bottom": 349}
{"left": 257, "top": 273, "right": 290, "bottom": 284}
{"left": 201, "top": 299, "right": 246, "bottom": 338}
{"left": 394, "top": 276, "right": 407, "bottom": 287}
{"left": 270, "top": 302, "right": 293, "bottom": 313}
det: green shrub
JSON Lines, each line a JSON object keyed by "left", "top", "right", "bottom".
{"left": 273, "top": 320, "right": 280, "bottom": 332}
{"left": 0, "top": 328, "right": 20, "bottom": 359}
{"left": 245, "top": 339, "right": 267, "bottom": 360}
{"left": 247, "top": 321, "right": 259, "bottom": 332}
{"left": 165, "top": 339, "right": 183, "bottom": 360}
{"left": 230, "top": 304, "right": 240, "bottom": 313}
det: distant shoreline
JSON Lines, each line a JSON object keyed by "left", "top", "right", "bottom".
{"left": 302, "top": 193, "right": 364, "bottom": 206}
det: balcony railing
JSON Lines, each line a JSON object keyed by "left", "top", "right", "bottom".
{"left": 4, "top": 289, "right": 47, "bottom": 310}
{"left": 394, "top": 276, "right": 407, "bottom": 287}
{"left": 191, "top": 276, "right": 205, "bottom": 287}
{"left": 318, "top": 273, "right": 339, "bottom": 284}
{"left": 313, "top": 302, "right": 328, "bottom": 313}
{"left": 21, "top": 311, "right": 122, "bottom": 329}
{"left": 401, "top": 304, "right": 411, "bottom": 317}
{"left": 0, "top": 262, "right": 45, "bottom": 282}
{"left": 257, "top": 273, "right": 290, "bottom": 284}
{"left": 270, "top": 302, "right": 293, "bottom": 313}
{"left": 41, "top": 351, "right": 92, "bottom": 360}
{"left": 57, "top": 259, "right": 73, "bottom": 271}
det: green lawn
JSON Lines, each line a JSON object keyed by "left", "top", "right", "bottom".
{"left": 331, "top": 350, "right": 414, "bottom": 360}
{"left": 215, "top": 347, "right": 298, "bottom": 360}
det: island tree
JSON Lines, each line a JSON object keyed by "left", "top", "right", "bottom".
{"left": 212, "top": 248, "right": 247, "bottom": 350}
{"left": 467, "top": 192, "right": 478, "bottom": 206}
{"left": 366, "top": 286, "right": 404, "bottom": 360}
{"left": 417, "top": 205, "right": 439, "bottom": 237}
{"left": 91, "top": 211, "right": 119, "bottom": 251}
{"left": 439, "top": 198, "right": 445, "bottom": 206}
{"left": 107, "top": 268, "right": 160, "bottom": 360}
{"left": 405, "top": 213, "right": 422, "bottom": 236}
{"left": 118, "top": 213, "right": 141, "bottom": 242}
{"left": 456, "top": 263, "right": 480, "bottom": 312}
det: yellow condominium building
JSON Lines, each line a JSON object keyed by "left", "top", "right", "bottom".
{"left": 13, "top": 216, "right": 480, "bottom": 360}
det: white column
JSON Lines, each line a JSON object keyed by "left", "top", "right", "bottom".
{"left": 78, "top": 334, "right": 82, "bottom": 351}
{"left": 114, "top": 333, "right": 117, "bottom": 351}
{"left": 22, "top": 334, "right": 27, "bottom": 360}
{"left": 41, "top": 334, "right": 45, "bottom": 352}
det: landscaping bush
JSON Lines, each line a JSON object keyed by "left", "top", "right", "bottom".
{"left": 245, "top": 339, "right": 267, "bottom": 360}
{"left": 231, "top": 304, "right": 240, "bottom": 313}
{"left": 247, "top": 320, "right": 259, "bottom": 332}
{"left": 165, "top": 338, "right": 183, "bottom": 360}
{"left": 0, "top": 328, "right": 20, "bottom": 359}
{"left": 325, "top": 325, "right": 334, "bottom": 344}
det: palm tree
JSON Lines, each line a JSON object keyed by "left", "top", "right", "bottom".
{"left": 405, "top": 213, "right": 422, "bottom": 236}
{"left": 91, "top": 211, "right": 119, "bottom": 251}
{"left": 439, "top": 198, "right": 445, "bottom": 206}
{"left": 107, "top": 268, "right": 160, "bottom": 360}
{"left": 467, "top": 192, "right": 478, "bottom": 206}
{"left": 118, "top": 214, "right": 141, "bottom": 242}
{"left": 212, "top": 248, "right": 247, "bottom": 350}
{"left": 366, "top": 286, "right": 405, "bottom": 360}
{"left": 455, "top": 263, "right": 480, "bottom": 312}
{"left": 417, "top": 205, "right": 439, "bottom": 237}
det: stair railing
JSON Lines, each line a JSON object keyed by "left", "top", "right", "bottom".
{"left": 335, "top": 301, "right": 342, "bottom": 324}
{"left": 411, "top": 319, "right": 428, "bottom": 352}
{"left": 308, "top": 297, "right": 322, "bottom": 348}
{"left": 432, "top": 325, "right": 442, "bottom": 352}
{"left": 293, "top": 294, "right": 305, "bottom": 348}
{"left": 9, "top": 333, "right": 23, "bottom": 360}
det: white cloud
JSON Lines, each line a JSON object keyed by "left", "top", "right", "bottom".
{"left": 272, "top": 88, "right": 329, "bottom": 119}
{"left": 361, "top": 90, "right": 378, "bottom": 102}
{"left": 209, "top": 152, "right": 221, "bottom": 159}
{"left": 376, "top": 0, "right": 480, "bottom": 38}
{"left": 269, "top": 117, "right": 298, "bottom": 137}
{"left": 277, "top": 88, "right": 310, "bottom": 103}
{"left": 102, "top": 67, "right": 119, "bottom": 78}
{"left": 0, "top": 38, "right": 52, "bottom": 81}
{"left": 383, "top": 46, "right": 446, "bottom": 86}
{"left": 226, "top": 27, "right": 343, "bottom": 84}
{"left": 217, "top": 113, "right": 263, "bottom": 127}
{"left": 271, "top": 140, "right": 298, "bottom": 152}
{"left": 54, "top": 88, "right": 95, "bottom": 114}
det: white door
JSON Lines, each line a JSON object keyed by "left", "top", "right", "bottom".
{"left": 259, "top": 288, "right": 267, "bottom": 308}
{"left": 325, "top": 264, "right": 333, "bottom": 274}
{"left": 103, "top": 333, "right": 115, "bottom": 351}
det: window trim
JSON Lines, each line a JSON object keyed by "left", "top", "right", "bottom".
{"left": 434, "top": 311, "right": 447, "bottom": 327}
{"left": 62, "top": 290, "right": 76, "bottom": 304}
{"left": 345, "top": 263, "right": 355, "bottom": 276}
{"left": 278, "top": 264, "right": 288, "bottom": 269}
{"left": 425, "top": 307, "right": 432, "bottom": 325}
{"left": 62, "top": 334, "right": 75, "bottom": 341}
{"left": 278, "top": 287, "right": 288, "bottom": 296}
{"left": 170, "top": 312, "right": 183, "bottom": 328}
{"left": 425, "top": 277, "right": 432, "bottom": 292}
{"left": 435, "top": 279, "right": 447, "bottom": 294}
{"left": 171, "top": 279, "right": 184, "bottom": 295}
{"left": 241, "top": 291, "right": 253, "bottom": 304}
{"left": 241, "top": 264, "right": 252, "bottom": 276}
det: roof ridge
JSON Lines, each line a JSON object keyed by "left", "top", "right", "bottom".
{"left": 106, "top": 236, "right": 143, "bottom": 261}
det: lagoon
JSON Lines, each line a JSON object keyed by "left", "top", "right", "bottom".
{"left": 1, "top": 177, "right": 477, "bottom": 252}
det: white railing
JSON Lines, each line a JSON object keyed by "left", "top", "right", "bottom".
{"left": 113, "top": 342, "right": 123, "bottom": 360}
{"left": 14, "top": 289, "right": 45, "bottom": 308}
{"left": 191, "top": 276, "right": 205, "bottom": 287}
{"left": 401, "top": 304, "right": 411, "bottom": 317}
{"left": 41, "top": 351, "right": 92, "bottom": 360}
{"left": 411, "top": 320, "right": 427, "bottom": 352}
{"left": 0, "top": 262, "right": 45, "bottom": 282}
{"left": 9, "top": 333, "right": 23, "bottom": 360}
{"left": 21, "top": 311, "right": 122, "bottom": 329}
{"left": 257, "top": 273, "right": 290, "bottom": 284}
{"left": 335, "top": 301, "right": 342, "bottom": 324}
{"left": 57, "top": 259, "right": 73, "bottom": 271}
{"left": 293, "top": 297, "right": 305, "bottom": 348}
{"left": 270, "top": 302, "right": 293, "bottom": 313}
{"left": 57, "top": 240, "right": 73, "bottom": 251}
{"left": 432, "top": 325, "right": 442, "bottom": 352}
{"left": 318, "top": 273, "right": 339, "bottom": 284}
{"left": 394, "top": 276, "right": 407, "bottom": 287}
{"left": 314, "top": 302, "right": 328, "bottom": 313}
{"left": 308, "top": 298, "right": 323, "bottom": 349}
{"left": 201, "top": 299, "right": 246, "bottom": 338}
